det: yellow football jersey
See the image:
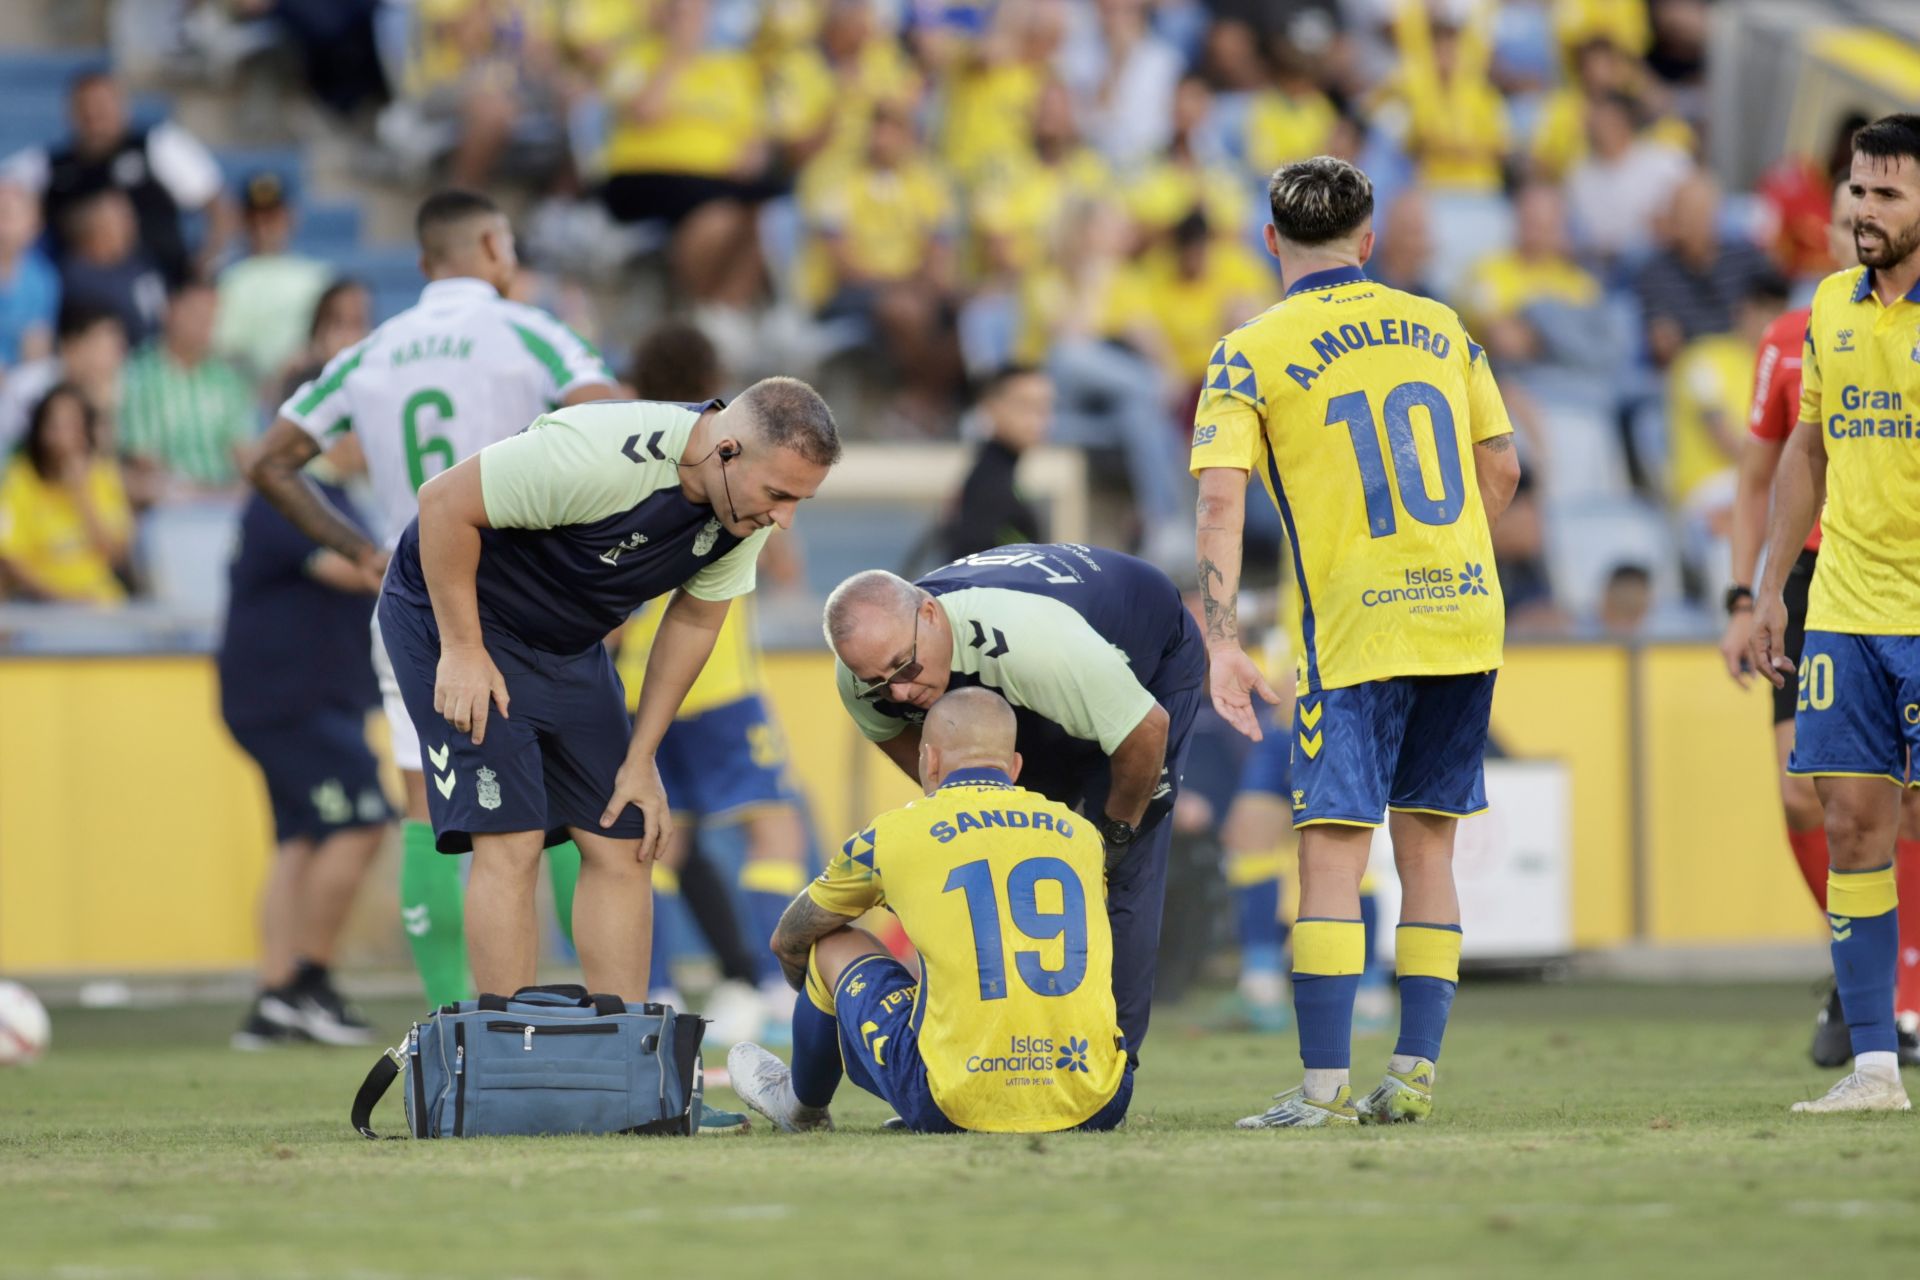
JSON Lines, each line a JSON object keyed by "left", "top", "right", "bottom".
{"left": 1461, "top": 249, "right": 1600, "bottom": 330}
{"left": 1797, "top": 266, "right": 1920, "bottom": 634}
{"left": 940, "top": 58, "right": 1044, "bottom": 189}
{"left": 1665, "top": 333, "right": 1750, "bottom": 506}
{"left": 602, "top": 43, "right": 764, "bottom": 177}
{"left": 616, "top": 593, "right": 763, "bottom": 718}
{"left": 808, "top": 770, "right": 1126, "bottom": 1133}
{"left": 797, "top": 155, "right": 955, "bottom": 306}
{"left": 971, "top": 147, "right": 1111, "bottom": 277}
{"left": 1245, "top": 87, "right": 1339, "bottom": 175}
{"left": 1122, "top": 159, "right": 1251, "bottom": 237}
{"left": 1189, "top": 265, "right": 1512, "bottom": 692}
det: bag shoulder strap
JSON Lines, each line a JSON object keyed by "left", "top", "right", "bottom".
{"left": 351, "top": 1050, "right": 405, "bottom": 1140}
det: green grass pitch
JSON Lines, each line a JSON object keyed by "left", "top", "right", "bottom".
{"left": 3, "top": 981, "right": 1917, "bottom": 1279}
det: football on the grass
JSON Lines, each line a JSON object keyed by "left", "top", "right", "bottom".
{"left": 0, "top": 980, "right": 51, "bottom": 1065}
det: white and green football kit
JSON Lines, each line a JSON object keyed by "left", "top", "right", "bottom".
{"left": 277, "top": 276, "right": 614, "bottom": 769}
{"left": 276, "top": 276, "right": 615, "bottom": 1011}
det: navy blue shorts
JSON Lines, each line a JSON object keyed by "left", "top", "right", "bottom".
{"left": 1237, "top": 714, "right": 1292, "bottom": 799}
{"left": 227, "top": 708, "right": 394, "bottom": 844}
{"left": 1788, "top": 632, "right": 1920, "bottom": 786}
{"left": 377, "top": 592, "right": 646, "bottom": 854}
{"left": 656, "top": 694, "right": 796, "bottom": 821}
{"left": 833, "top": 954, "right": 1133, "bottom": 1134}
{"left": 1288, "top": 673, "right": 1496, "bottom": 827}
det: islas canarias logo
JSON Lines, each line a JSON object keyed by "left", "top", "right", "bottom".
{"left": 1361, "top": 562, "right": 1490, "bottom": 608}
{"left": 967, "top": 1033, "right": 1090, "bottom": 1078}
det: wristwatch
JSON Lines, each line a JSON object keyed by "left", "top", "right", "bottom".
{"left": 1097, "top": 817, "right": 1138, "bottom": 849}
{"left": 1724, "top": 584, "right": 1754, "bottom": 616}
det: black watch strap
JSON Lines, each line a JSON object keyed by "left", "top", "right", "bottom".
{"left": 1724, "top": 585, "right": 1754, "bottom": 616}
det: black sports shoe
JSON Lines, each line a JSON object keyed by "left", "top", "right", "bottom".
{"left": 1899, "top": 1021, "right": 1920, "bottom": 1069}
{"left": 1811, "top": 983, "right": 1852, "bottom": 1069}
{"left": 294, "top": 979, "right": 376, "bottom": 1047}
{"left": 231, "top": 993, "right": 312, "bottom": 1050}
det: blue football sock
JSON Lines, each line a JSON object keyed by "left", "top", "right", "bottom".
{"left": 1829, "top": 865, "right": 1900, "bottom": 1057}
{"left": 789, "top": 992, "right": 843, "bottom": 1108}
{"left": 741, "top": 859, "right": 808, "bottom": 986}
{"left": 1292, "top": 918, "right": 1364, "bottom": 1070}
{"left": 1230, "top": 852, "right": 1286, "bottom": 977}
{"left": 1394, "top": 923, "right": 1463, "bottom": 1062}
{"left": 647, "top": 867, "right": 680, "bottom": 999}
{"left": 1359, "top": 889, "right": 1383, "bottom": 984}
{"left": 1395, "top": 978, "right": 1456, "bottom": 1062}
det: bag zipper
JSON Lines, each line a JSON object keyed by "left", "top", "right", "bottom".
{"left": 408, "top": 1025, "right": 425, "bottom": 1138}
{"left": 483, "top": 1019, "right": 618, "bottom": 1039}
{"left": 453, "top": 1024, "right": 467, "bottom": 1136}
{"left": 656, "top": 1015, "right": 668, "bottom": 1120}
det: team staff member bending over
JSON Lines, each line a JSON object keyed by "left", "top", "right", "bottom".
{"left": 729, "top": 688, "right": 1132, "bottom": 1134}
{"left": 380, "top": 379, "right": 839, "bottom": 1000}
{"left": 248, "top": 189, "right": 620, "bottom": 1009}
{"left": 823, "top": 544, "right": 1206, "bottom": 1064}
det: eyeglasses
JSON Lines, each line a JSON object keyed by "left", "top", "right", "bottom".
{"left": 855, "top": 610, "right": 923, "bottom": 701}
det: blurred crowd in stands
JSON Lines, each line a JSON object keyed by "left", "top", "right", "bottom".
{"left": 0, "top": 0, "right": 1875, "bottom": 641}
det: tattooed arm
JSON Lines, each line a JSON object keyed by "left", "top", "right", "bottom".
{"left": 247, "top": 418, "right": 387, "bottom": 584}
{"left": 1196, "top": 468, "right": 1249, "bottom": 648}
{"left": 770, "top": 893, "right": 861, "bottom": 991}
{"left": 1195, "top": 467, "right": 1280, "bottom": 741}
{"left": 1473, "top": 432, "right": 1521, "bottom": 530}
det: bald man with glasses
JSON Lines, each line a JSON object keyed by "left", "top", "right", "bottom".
{"left": 822, "top": 543, "right": 1205, "bottom": 1065}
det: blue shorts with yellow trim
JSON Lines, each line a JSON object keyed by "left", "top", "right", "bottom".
{"left": 1289, "top": 673, "right": 1496, "bottom": 827}
{"left": 656, "top": 694, "right": 797, "bottom": 822}
{"left": 1237, "top": 713, "right": 1292, "bottom": 799}
{"left": 832, "top": 955, "right": 1134, "bottom": 1134}
{"left": 1788, "top": 631, "right": 1920, "bottom": 786}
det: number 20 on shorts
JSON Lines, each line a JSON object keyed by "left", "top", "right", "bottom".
{"left": 1798, "top": 653, "right": 1833, "bottom": 713}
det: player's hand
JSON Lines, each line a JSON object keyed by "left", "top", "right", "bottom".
{"left": 1719, "top": 607, "right": 1755, "bottom": 686}
{"left": 601, "top": 753, "right": 671, "bottom": 860}
{"left": 435, "top": 644, "right": 509, "bottom": 745}
{"left": 1746, "top": 595, "right": 1795, "bottom": 690}
{"left": 1209, "top": 644, "right": 1281, "bottom": 741}
{"left": 353, "top": 544, "right": 390, "bottom": 594}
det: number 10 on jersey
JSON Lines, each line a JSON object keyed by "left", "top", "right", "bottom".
{"left": 1325, "top": 380, "right": 1465, "bottom": 538}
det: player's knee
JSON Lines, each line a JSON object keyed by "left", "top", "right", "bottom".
{"left": 1779, "top": 774, "right": 1824, "bottom": 831}
{"left": 579, "top": 841, "right": 651, "bottom": 881}
{"left": 470, "top": 834, "right": 544, "bottom": 880}
{"left": 747, "top": 809, "right": 806, "bottom": 862}
{"left": 810, "top": 927, "right": 887, "bottom": 992}
{"left": 1820, "top": 799, "right": 1896, "bottom": 867}
{"left": 1898, "top": 789, "right": 1920, "bottom": 843}
{"left": 1223, "top": 795, "right": 1288, "bottom": 854}
{"left": 1391, "top": 841, "right": 1454, "bottom": 875}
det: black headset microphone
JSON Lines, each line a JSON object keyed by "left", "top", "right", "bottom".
{"left": 679, "top": 440, "right": 743, "bottom": 526}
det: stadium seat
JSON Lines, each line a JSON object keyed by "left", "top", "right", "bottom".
{"left": 1426, "top": 192, "right": 1516, "bottom": 302}
{"left": 1543, "top": 497, "right": 1684, "bottom": 619}
{"left": 291, "top": 200, "right": 364, "bottom": 257}
{"left": 215, "top": 146, "right": 305, "bottom": 203}
{"left": 1537, "top": 403, "right": 1632, "bottom": 505}
{"left": 0, "top": 48, "right": 111, "bottom": 97}
{"left": 334, "top": 244, "right": 428, "bottom": 322}
{"left": 0, "top": 99, "right": 68, "bottom": 164}
{"left": 1515, "top": 368, "right": 1634, "bottom": 504}
{"left": 136, "top": 498, "right": 245, "bottom": 621}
